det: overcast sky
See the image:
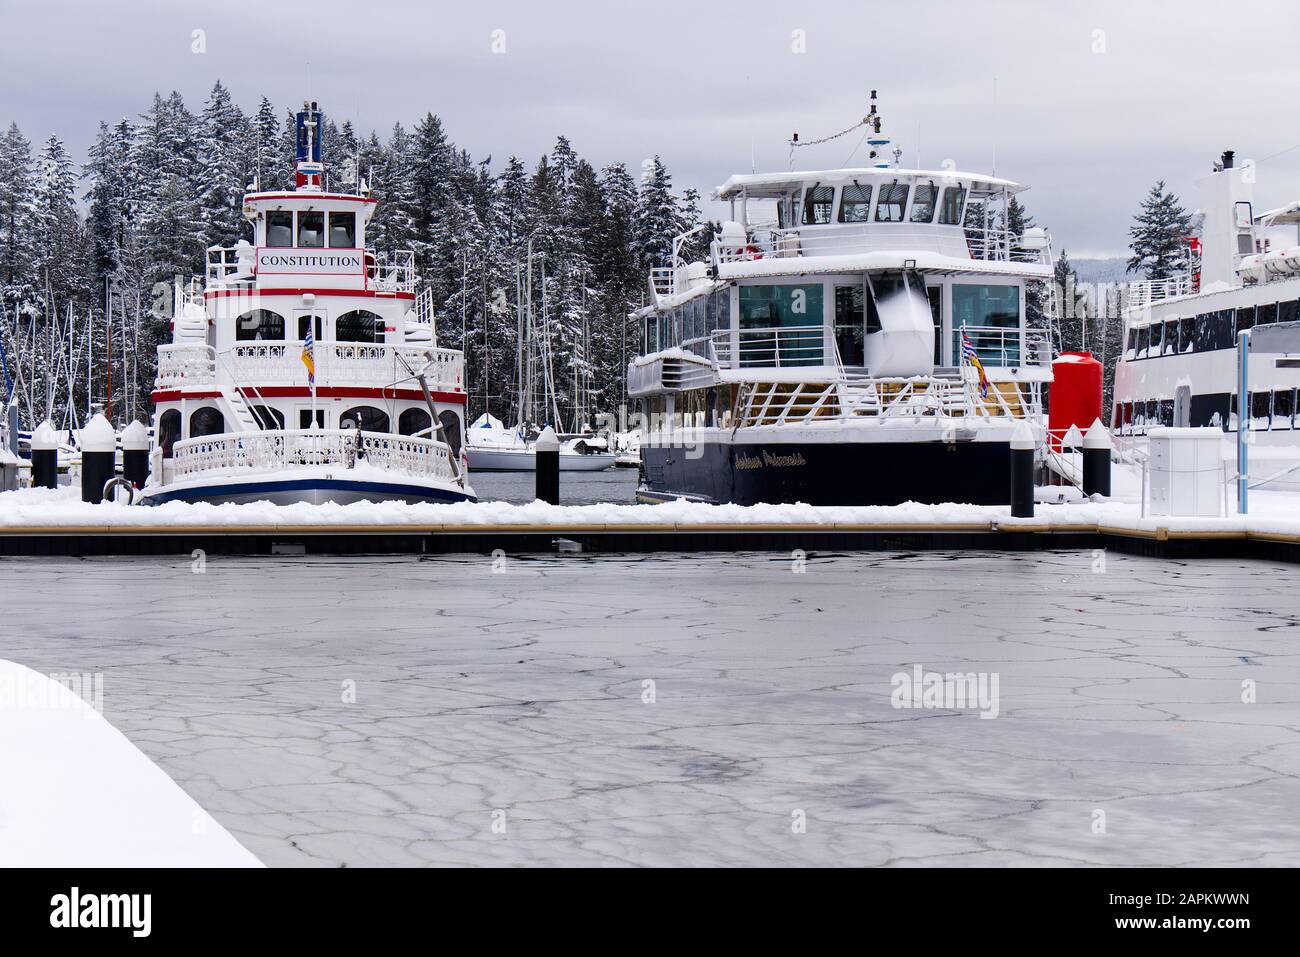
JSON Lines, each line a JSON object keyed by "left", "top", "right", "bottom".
{"left": 3, "top": 0, "right": 1300, "bottom": 257}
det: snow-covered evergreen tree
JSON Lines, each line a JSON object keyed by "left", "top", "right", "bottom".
{"left": 1127, "top": 181, "right": 1192, "bottom": 280}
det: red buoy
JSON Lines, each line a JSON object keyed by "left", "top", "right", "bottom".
{"left": 1048, "top": 352, "right": 1103, "bottom": 451}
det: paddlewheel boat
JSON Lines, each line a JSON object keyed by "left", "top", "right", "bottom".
{"left": 140, "top": 101, "right": 474, "bottom": 506}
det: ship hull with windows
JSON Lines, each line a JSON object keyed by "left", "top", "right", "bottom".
{"left": 139, "top": 101, "right": 475, "bottom": 507}
{"left": 629, "top": 140, "right": 1055, "bottom": 507}
{"left": 1112, "top": 150, "right": 1300, "bottom": 477}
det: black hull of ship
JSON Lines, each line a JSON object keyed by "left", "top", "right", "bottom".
{"left": 639, "top": 440, "right": 1013, "bottom": 506}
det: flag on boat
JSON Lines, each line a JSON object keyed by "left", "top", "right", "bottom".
{"left": 960, "top": 327, "right": 989, "bottom": 398}
{"left": 301, "top": 326, "right": 315, "bottom": 384}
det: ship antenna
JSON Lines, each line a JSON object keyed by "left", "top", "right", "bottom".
{"left": 791, "top": 89, "right": 881, "bottom": 168}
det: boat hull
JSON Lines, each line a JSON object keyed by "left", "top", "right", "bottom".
{"left": 140, "top": 474, "right": 476, "bottom": 506}
{"left": 466, "top": 446, "right": 615, "bottom": 472}
{"left": 638, "top": 433, "right": 1015, "bottom": 506}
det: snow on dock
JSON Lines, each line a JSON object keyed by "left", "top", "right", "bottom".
{"left": 0, "top": 659, "right": 261, "bottom": 867}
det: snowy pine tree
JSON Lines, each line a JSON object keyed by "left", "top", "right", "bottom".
{"left": 1127, "top": 181, "right": 1192, "bottom": 280}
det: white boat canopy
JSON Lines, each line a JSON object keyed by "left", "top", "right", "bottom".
{"left": 713, "top": 167, "right": 1028, "bottom": 201}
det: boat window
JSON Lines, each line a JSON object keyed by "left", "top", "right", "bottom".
{"left": 299, "top": 409, "right": 325, "bottom": 428}
{"left": 951, "top": 284, "right": 1019, "bottom": 364}
{"left": 297, "top": 314, "right": 323, "bottom": 342}
{"left": 938, "top": 186, "right": 966, "bottom": 225}
{"left": 802, "top": 184, "right": 835, "bottom": 225}
{"left": 438, "top": 411, "right": 462, "bottom": 458}
{"left": 335, "top": 309, "right": 384, "bottom": 343}
{"left": 1252, "top": 391, "right": 1272, "bottom": 426}
{"left": 1136, "top": 325, "right": 1149, "bottom": 357}
{"left": 158, "top": 409, "right": 181, "bottom": 458}
{"left": 328, "top": 212, "right": 357, "bottom": 248}
{"left": 1258, "top": 302, "right": 1278, "bottom": 325}
{"left": 910, "top": 181, "right": 938, "bottom": 223}
{"left": 1194, "top": 310, "right": 1234, "bottom": 351}
{"left": 267, "top": 211, "right": 294, "bottom": 247}
{"left": 1163, "top": 320, "right": 1179, "bottom": 354}
{"left": 738, "top": 284, "right": 824, "bottom": 366}
{"left": 399, "top": 408, "right": 432, "bottom": 437}
{"left": 1281, "top": 300, "right": 1299, "bottom": 324}
{"left": 1275, "top": 389, "right": 1295, "bottom": 428}
{"left": 297, "top": 210, "right": 325, "bottom": 248}
{"left": 339, "top": 406, "right": 390, "bottom": 433}
{"left": 834, "top": 284, "right": 865, "bottom": 365}
{"left": 235, "top": 309, "right": 286, "bottom": 341}
{"left": 248, "top": 406, "right": 284, "bottom": 430}
{"left": 1125, "top": 328, "right": 1137, "bottom": 358}
{"left": 189, "top": 407, "right": 225, "bottom": 438}
{"left": 1179, "top": 316, "right": 1194, "bottom": 352}
{"left": 1236, "top": 306, "right": 1255, "bottom": 335}
{"left": 838, "top": 183, "right": 872, "bottom": 223}
{"left": 875, "top": 182, "right": 908, "bottom": 222}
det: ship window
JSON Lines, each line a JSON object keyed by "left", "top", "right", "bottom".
{"left": 802, "top": 184, "right": 835, "bottom": 225}
{"left": 1252, "top": 391, "right": 1272, "bottom": 428}
{"left": 1280, "top": 299, "right": 1299, "bottom": 324}
{"left": 300, "top": 409, "right": 325, "bottom": 428}
{"left": 297, "top": 210, "right": 325, "bottom": 248}
{"left": 189, "top": 407, "right": 225, "bottom": 438}
{"left": 328, "top": 212, "right": 357, "bottom": 248}
{"left": 910, "top": 181, "right": 938, "bottom": 223}
{"left": 438, "top": 411, "right": 462, "bottom": 458}
{"left": 738, "top": 284, "right": 824, "bottom": 366}
{"left": 952, "top": 284, "right": 1019, "bottom": 364}
{"left": 1179, "top": 316, "right": 1194, "bottom": 352}
{"left": 838, "top": 183, "right": 872, "bottom": 223}
{"left": 297, "top": 314, "right": 323, "bottom": 341}
{"left": 1236, "top": 306, "right": 1255, "bottom": 334}
{"left": 267, "top": 211, "right": 293, "bottom": 247}
{"left": 834, "top": 284, "right": 865, "bottom": 365}
{"left": 1163, "top": 320, "right": 1178, "bottom": 355}
{"left": 875, "top": 182, "right": 908, "bottom": 222}
{"left": 399, "top": 408, "right": 432, "bottom": 437}
{"left": 235, "top": 309, "right": 286, "bottom": 341}
{"left": 938, "top": 186, "right": 966, "bottom": 225}
{"left": 1258, "top": 302, "right": 1278, "bottom": 325}
{"left": 1275, "top": 389, "right": 1295, "bottom": 428}
{"left": 1136, "top": 325, "right": 1150, "bottom": 357}
{"left": 339, "top": 406, "right": 389, "bottom": 433}
{"left": 335, "top": 309, "right": 384, "bottom": 343}
{"left": 158, "top": 410, "right": 181, "bottom": 458}
{"left": 248, "top": 405, "right": 284, "bottom": 430}
{"left": 1160, "top": 399, "right": 1175, "bottom": 426}
{"left": 1125, "top": 328, "right": 1137, "bottom": 358}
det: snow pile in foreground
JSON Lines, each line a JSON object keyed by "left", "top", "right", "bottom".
{"left": 2, "top": 483, "right": 1300, "bottom": 535}
{"left": 0, "top": 659, "right": 260, "bottom": 867}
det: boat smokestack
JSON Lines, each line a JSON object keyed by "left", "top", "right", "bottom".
{"left": 1221, "top": 149, "right": 1235, "bottom": 170}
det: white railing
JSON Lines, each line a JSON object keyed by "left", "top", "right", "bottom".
{"left": 649, "top": 268, "right": 675, "bottom": 299}
{"left": 711, "top": 224, "right": 1050, "bottom": 266}
{"left": 155, "top": 343, "right": 463, "bottom": 392}
{"left": 1127, "top": 277, "right": 1194, "bottom": 311}
{"left": 959, "top": 325, "right": 1052, "bottom": 368}
{"left": 369, "top": 249, "right": 415, "bottom": 293}
{"left": 709, "top": 326, "right": 827, "bottom": 369}
{"left": 170, "top": 429, "right": 456, "bottom": 483}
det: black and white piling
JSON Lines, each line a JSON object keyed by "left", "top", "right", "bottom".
{"left": 121, "top": 420, "right": 150, "bottom": 489}
{"left": 1082, "top": 418, "right": 1112, "bottom": 498}
{"left": 1010, "top": 420, "right": 1035, "bottom": 519}
{"left": 79, "top": 413, "right": 116, "bottom": 504}
{"left": 30, "top": 420, "right": 59, "bottom": 490}
{"left": 535, "top": 425, "right": 560, "bottom": 505}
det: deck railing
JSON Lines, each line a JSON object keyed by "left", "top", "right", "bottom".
{"left": 169, "top": 429, "right": 456, "bottom": 483}
{"left": 156, "top": 342, "right": 463, "bottom": 392}
{"left": 204, "top": 245, "right": 416, "bottom": 293}
{"left": 711, "top": 224, "right": 1050, "bottom": 267}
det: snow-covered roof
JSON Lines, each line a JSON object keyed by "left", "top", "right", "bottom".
{"left": 717, "top": 250, "right": 1051, "bottom": 281}
{"left": 1255, "top": 201, "right": 1300, "bottom": 226}
{"left": 714, "top": 167, "right": 1027, "bottom": 201}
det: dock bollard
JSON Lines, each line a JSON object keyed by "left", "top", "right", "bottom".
{"left": 535, "top": 425, "right": 560, "bottom": 505}
{"left": 1010, "top": 420, "right": 1035, "bottom": 519}
{"left": 79, "top": 413, "right": 117, "bottom": 504}
{"left": 1082, "top": 418, "right": 1112, "bottom": 498}
{"left": 121, "top": 420, "right": 150, "bottom": 489}
{"left": 31, "top": 420, "right": 59, "bottom": 490}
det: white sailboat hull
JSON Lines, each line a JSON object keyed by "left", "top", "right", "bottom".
{"left": 466, "top": 445, "right": 614, "bottom": 472}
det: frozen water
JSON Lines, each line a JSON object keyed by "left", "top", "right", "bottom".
{"left": 2, "top": 549, "right": 1298, "bottom": 867}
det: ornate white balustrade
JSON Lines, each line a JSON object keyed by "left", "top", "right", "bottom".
{"left": 156, "top": 343, "right": 463, "bottom": 392}
{"left": 170, "top": 429, "right": 457, "bottom": 483}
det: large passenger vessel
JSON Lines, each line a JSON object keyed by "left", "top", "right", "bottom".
{"left": 140, "top": 102, "right": 474, "bottom": 505}
{"left": 629, "top": 107, "right": 1054, "bottom": 505}
{"left": 1113, "top": 150, "right": 1300, "bottom": 449}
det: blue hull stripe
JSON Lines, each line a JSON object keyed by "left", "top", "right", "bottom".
{"left": 142, "top": 477, "right": 475, "bottom": 506}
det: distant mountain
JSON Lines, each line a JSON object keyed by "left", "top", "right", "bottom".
{"left": 1071, "top": 258, "right": 1131, "bottom": 285}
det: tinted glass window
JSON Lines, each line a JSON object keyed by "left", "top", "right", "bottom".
{"left": 159, "top": 409, "right": 181, "bottom": 458}
{"left": 938, "top": 186, "right": 965, "bottom": 225}
{"left": 339, "top": 406, "right": 390, "bottom": 433}
{"left": 189, "top": 407, "right": 225, "bottom": 438}
{"left": 738, "top": 284, "right": 824, "bottom": 366}
{"left": 335, "top": 310, "right": 384, "bottom": 343}
{"left": 235, "top": 309, "right": 285, "bottom": 341}
{"left": 834, "top": 284, "right": 865, "bottom": 365}
{"left": 1280, "top": 300, "right": 1299, "bottom": 324}
{"left": 802, "top": 185, "right": 834, "bottom": 225}
{"left": 328, "top": 212, "right": 357, "bottom": 248}
{"left": 1163, "top": 320, "right": 1178, "bottom": 354}
{"left": 910, "top": 181, "right": 938, "bottom": 223}
{"left": 399, "top": 408, "right": 432, "bottom": 437}
{"left": 875, "top": 182, "right": 909, "bottom": 222}
{"left": 1275, "top": 389, "right": 1295, "bottom": 426}
{"left": 838, "top": 183, "right": 871, "bottom": 223}
{"left": 1179, "top": 316, "right": 1195, "bottom": 352}
{"left": 267, "top": 211, "right": 293, "bottom": 247}
{"left": 1258, "top": 302, "right": 1278, "bottom": 325}
{"left": 297, "top": 314, "right": 323, "bottom": 341}
{"left": 297, "top": 211, "right": 325, "bottom": 248}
